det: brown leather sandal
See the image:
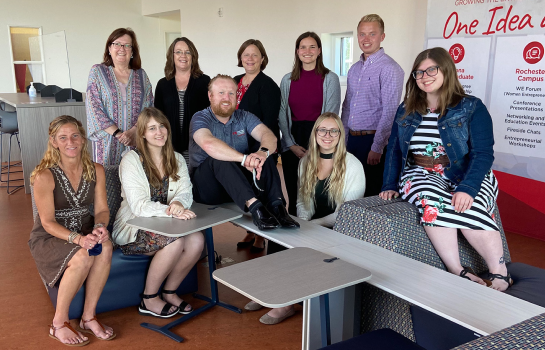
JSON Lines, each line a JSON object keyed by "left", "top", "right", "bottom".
{"left": 76, "top": 316, "right": 116, "bottom": 341}
{"left": 49, "top": 321, "right": 90, "bottom": 346}
{"left": 460, "top": 266, "right": 492, "bottom": 287}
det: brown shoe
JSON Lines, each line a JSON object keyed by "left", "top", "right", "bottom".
{"left": 259, "top": 308, "right": 296, "bottom": 325}
{"left": 77, "top": 316, "right": 116, "bottom": 341}
{"left": 49, "top": 321, "right": 90, "bottom": 346}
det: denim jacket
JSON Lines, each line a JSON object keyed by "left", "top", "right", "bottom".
{"left": 382, "top": 96, "right": 494, "bottom": 198}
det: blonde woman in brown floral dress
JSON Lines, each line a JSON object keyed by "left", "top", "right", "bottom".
{"left": 29, "top": 115, "right": 114, "bottom": 346}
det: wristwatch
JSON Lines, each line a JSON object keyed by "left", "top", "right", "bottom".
{"left": 259, "top": 147, "right": 269, "bottom": 157}
{"left": 112, "top": 128, "right": 122, "bottom": 137}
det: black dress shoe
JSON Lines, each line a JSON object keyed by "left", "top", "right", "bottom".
{"left": 250, "top": 241, "right": 266, "bottom": 253}
{"left": 269, "top": 204, "right": 300, "bottom": 228}
{"left": 251, "top": 206, "right": 280, "bottom": 230}
{"left": 237, "top": 237, "right": 255, "bottom": 248}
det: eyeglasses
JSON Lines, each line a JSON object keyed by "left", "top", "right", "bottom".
{"left": 316, "top": 128, "right": 340, "bottom": 138}
{"left": 174, "top": 50, "right": 192, "bottom": 56}
{"left": 412, "top": 65, "right": 440, "bottom": 80}
{"left": 111, "top": 42, "right": 132, "bottom": 50}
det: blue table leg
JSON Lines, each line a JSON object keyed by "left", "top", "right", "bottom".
{"left": 140, "top": 227, "right": 242, "bottom": 342}
{"left": 319, "top": 294, "right": 331, "bottom": 347}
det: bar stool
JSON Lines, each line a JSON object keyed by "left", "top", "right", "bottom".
{"left": 0, "top": 109, "right": 23, "bottom": 194}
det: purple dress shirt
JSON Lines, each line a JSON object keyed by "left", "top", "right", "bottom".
{"left": 341, "top": 48, "right": 404, "bottom": 154}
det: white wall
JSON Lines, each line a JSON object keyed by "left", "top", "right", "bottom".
{"left": 1, "top": 0, "right": 427, "bottom": 97}
{"left": 0, "top": 0, "right": 172, "bottom": 93}
{"left": 142, "top": 0, "right": 428, "bottom": 96}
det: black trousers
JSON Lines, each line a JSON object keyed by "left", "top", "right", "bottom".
{"left": 346, "top": 133, "right": 386, "bottom": 197}
{"left": 192, "top": 156, "right": 285, "bottom": 211}
{"left": 281, "top": 120, "right": 316, "bottom": 215}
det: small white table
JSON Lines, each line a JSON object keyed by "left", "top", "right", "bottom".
{"left": 126, "top": 203, "right": 243, "bottom": 342}
{"left": 213, "top": 247, "right": 372, "bottom": 348}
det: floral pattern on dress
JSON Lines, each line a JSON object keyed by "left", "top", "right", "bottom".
{"left": 414, "top": 142, "right": 447, "bottom": 176}
{"left": 400, "top": 176, "right": 414, "bottom": 196}
{"left": 417, "top": 193, "right": 447, "bottom": 226}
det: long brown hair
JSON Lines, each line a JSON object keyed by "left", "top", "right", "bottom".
{"left": 30, "top": 115, "right": 95, "bottom": 185}
{"left": 102, "top": 28, "right": 141, "bottom": 70}
{"left": 135, "top": 107, "right": 180, "bottom": 188}
{"left": 403, "top": 47, "right": 465, "bottom": 118}
{"left": 298, "top": 113, "right": 347, "bottom": 210}
{"left": 164, "top": 37, "right": 203, "bottom": 80}
{"left": 290, "top": 32, "right": 330, "bottom": 81}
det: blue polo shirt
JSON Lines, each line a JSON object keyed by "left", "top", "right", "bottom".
{"left": 188, "top": 107, "right": 262, "bottom": 174}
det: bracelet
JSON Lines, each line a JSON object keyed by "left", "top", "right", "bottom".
{"left": 93, "top": 223, "right": 106, "bottom": 229}
{"left": 112, "top": 128, "right": 122, "bottom": 137}
{"left": 67, "top": 231, "right": 80, "bottom": 244}
{"left": 241, "top": 154, "right": 248, "bottom": 166}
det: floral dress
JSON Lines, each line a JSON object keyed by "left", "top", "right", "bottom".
{"left": 398, "top": 112, "right": 499, "bottom": 231}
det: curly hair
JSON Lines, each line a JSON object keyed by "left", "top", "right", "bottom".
{"left": 30, "top": 115, "right": 95, "bottom": 185}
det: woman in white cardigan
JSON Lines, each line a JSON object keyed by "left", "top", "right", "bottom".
{"left": 297, "top": 112, "right": 366, "bottom": 228}
{"left": 112, "top": 107, "right": 204, "bottom": 318}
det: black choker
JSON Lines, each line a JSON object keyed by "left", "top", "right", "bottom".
{"left": 320, "top": 152, "right": 333, "bottom": 159}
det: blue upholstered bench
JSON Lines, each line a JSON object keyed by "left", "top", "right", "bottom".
{"left": 31, "top": 165, "right": 198, "bottom": 319}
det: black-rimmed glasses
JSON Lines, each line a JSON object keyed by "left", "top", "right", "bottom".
{"left": 412, "top": 65, "right": 440, "bottom": 80}
{"left": 316, "top": 128, "right": 340, "bottom": 138}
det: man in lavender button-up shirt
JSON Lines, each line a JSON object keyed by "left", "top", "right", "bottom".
{"left": 341, "top": 14, "right": 404, "bottom": 196}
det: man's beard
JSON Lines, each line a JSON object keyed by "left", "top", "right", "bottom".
{"left": 211, "top": 101, "right": 236, "bottom": 118}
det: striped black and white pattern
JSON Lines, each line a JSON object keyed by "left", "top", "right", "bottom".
{"left": 399, "top": 113, "right": 499, "bottom": 231}
{"left": 177, "top": 90, "right": 190, "bottom": 164}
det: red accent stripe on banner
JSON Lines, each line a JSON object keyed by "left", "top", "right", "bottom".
{"left": 494, "top": 171, "right": 545, "bottom": 241}
{"left": 494, "top": 171, "right": 545, "bottom": 215}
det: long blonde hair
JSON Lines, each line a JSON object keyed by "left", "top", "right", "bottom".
{"left": 30, "top": 115, "right": 95, "bottom": 185}
{"left": 135, "top": 107, "right": 180, "bottom": 188}
{"left": 298, "top": 113, "right": 347, "bottom": 210}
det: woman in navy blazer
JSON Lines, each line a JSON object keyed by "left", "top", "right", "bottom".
{"left": 234, "top": 39, "right": 282, "bottom": 253}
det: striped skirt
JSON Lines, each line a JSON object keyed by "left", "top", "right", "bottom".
{"left": 399, "top": 166, "right": 499, "bottom": 231}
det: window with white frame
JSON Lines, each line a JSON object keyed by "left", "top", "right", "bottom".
{"left": 321, "top": 32, "right": 354, "bottom": 85}
{"left": 8, "top": 26, "right": 45, "bottom": 92}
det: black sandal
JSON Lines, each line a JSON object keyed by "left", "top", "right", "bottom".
{"left": 460, "top": 266, "right": 492, "bottom": 287}
{"left": 488, "top": 272, "right": 514, "bottom": 289}
{"left": 162, "top": 289, "right": 193, "bottom": 315}
{"left": 138, "top": 292, "right": 179, "bottom": 318}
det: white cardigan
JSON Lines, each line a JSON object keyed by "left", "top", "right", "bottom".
{"left": 112, "top": 150, "right": 193, "bottom": 245}
{"left": 296, "top": 152, "right": 365, "bottom": 228}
